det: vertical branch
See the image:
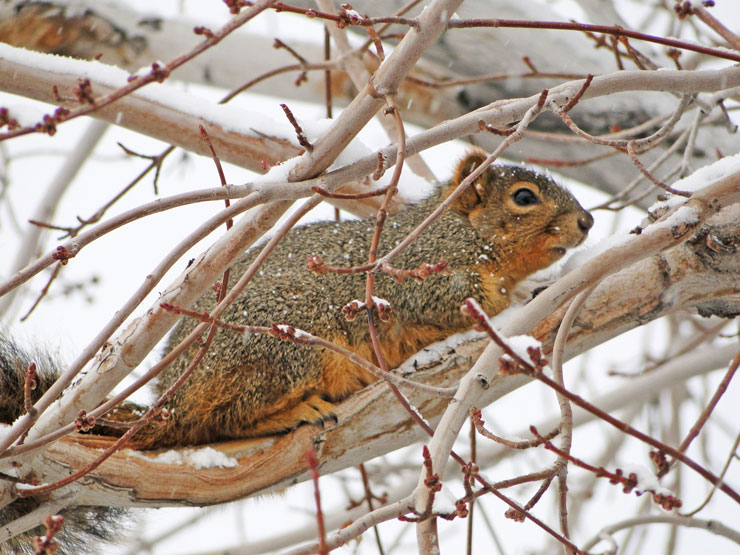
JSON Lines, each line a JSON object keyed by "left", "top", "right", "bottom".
{"left": 22, "top": 363, "right": 37, "bottom": 418}
{"left": 200, "top": 125, "right": 233, "bottom": 232}
{"left": 306, "top": 448, "right": 328, "bottom": 555}
{"left": 358, "top": 464, "right": 386, "bottom": 555}
{"left": 661, "top": 349, "right": 740, "bottom": 477}
{"left": 550, "top": 285, "right": 596, "bottom": 550}
{"left": 323, "top": 26, "right": 333, "bottom": 120}
{"left": 466, "top": 419, "right": 476, "bottom": 555}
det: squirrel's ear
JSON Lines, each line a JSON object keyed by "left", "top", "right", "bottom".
{"left": 446, "top": 149, "right": 490, "bottom": 213}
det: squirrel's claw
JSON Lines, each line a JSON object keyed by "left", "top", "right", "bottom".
{"left": 302, "top": 395, "right": 339, "bottom": 429}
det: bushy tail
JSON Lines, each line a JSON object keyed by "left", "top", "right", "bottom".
{"left": 1, "top": 500, "right": 127, "bottom": 555}
{"left": 0, "top": 336, "right": 60, "bottom": 425}
{"left": 0, "top": 336, "right": 129, "bottom": 555}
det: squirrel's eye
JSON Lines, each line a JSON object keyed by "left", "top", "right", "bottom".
{"left": 512, "top": 188, "right": 539, "bottom": 206}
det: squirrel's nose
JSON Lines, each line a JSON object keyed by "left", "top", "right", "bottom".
{"left": 578, "top": 212, "right": 594, "bottom": 233}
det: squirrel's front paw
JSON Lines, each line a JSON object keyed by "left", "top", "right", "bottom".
{"left": 245, "top": 394, "right": 339, "bottom": 437}
{"left": 298, "top": 395, "right": 338, "bottom": 429}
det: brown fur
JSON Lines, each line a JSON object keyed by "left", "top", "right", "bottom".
{"left": 110, "top": 150, "right": 592, "bottom": 449}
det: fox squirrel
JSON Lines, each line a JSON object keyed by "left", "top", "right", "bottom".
{"left": 93, "top": 149, "right": 593, "bottom": 448}
{"left": 0, "top": 149, "right": 592, "bottom": 554}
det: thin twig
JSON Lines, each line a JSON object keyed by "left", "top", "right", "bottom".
{"left": 446, "top": 17, "right": 740, "bottom": 63}
{"left": 662, "top": 348, "right": 740, "bottom": 477}
{"left": 681, "top": 430, "right": 740, "bottom": 517}
{"left": 531, "top": 427, "right": 683, "bottom": 511}
{"left": 23, "top": 364, "right": 37, "bottom": 418}
{"left": 358, "top": 464, "right": 386, "bottom": 555}
{"left": 581, "top": 514, "right": 740, "bottom": 551}
{"left": 466, "top": 419, "right": 476, "bottom": 555}
{"left": 692, "top": 5, "right": 740, "bottom": 52}
{"left": 19, "top": 263, "right": 62, "bottom": 322}
{"left": 306, "top": 448, "right": 328, "bottom": 555}
{"left": 280, "top": 103, "right": 314, "bottom": 151}
{"left": 550, "top": 286, "right": 597, "bottom": 550}
{"left": 471, "top": 409, "right": 559, "bottom": 449}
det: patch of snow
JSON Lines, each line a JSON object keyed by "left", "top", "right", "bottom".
{"left": 185, "top": 446, "right": 239, "bottom": 469}
{"left": 504, "top": 335, "right": 541, "bottom": 360}
{"left": 126, "top": 446, "right": 238, "bottom": 468}
{"left": 648, "top": 194, "right": 686, "bottom": 214}
{"left": 372, "top": 296, "right": 390, "bottom": 310}
{"left": 621, "top": 464, "right": 674, "bottom": 497}
{"left": 132, "top": 65, "right": 152, "bottom": 79}
{"left": 343, "top": 8, "right": 362, "bottom": 22}
{"left": 292, "top": 328, "right": 311, "bottom": 340}
{"left": 649, "top": 203, "right": 701, "bottom": 232}
{"left": 431, "top": 483, "right": 458, "bottom": 515}
{"left": 396, "top": 328, "right": 483, "bottom": 374}
{"left": 650, "top": 151, "right": 740, "bottom": 214}
{"left": 148, "top": 450, "right": 183, "bottom": 465}
{"left": 561, "top": 232, "right": 633, "bottom": 270}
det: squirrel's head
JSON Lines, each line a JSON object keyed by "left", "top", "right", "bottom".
{"left": 446, "top": 149, "right": 593, "bottom": 280}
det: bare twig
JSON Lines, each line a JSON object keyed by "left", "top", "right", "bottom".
{"left": 581, "top": 514, "right": 740, "bottom": 551}
{"left": 471, "top": 409, "right": 559, "bottom": 449}
{"left": 18, "top": 263, "right": 62, "bottom": 322}
{"left": 446, "top": 17, "right": 740, "bottom": 63}
{"left": 690, "top": 4, "right": 740, "bottom": 52}
{"left": 358, "top": 463, "right": 386, "bottom": 555}
{"left": 662, "top": 348, "right": 740, "bottom": 477}
{"left": 306, "top": 448, "right": 328, "bottom": 555}
{"left": 681, "top": 430, "right": 740, "bottom": 517}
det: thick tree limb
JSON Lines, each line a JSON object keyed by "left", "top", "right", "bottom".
{"left": 0, "top": 43, "right": 301, "bottom": 172}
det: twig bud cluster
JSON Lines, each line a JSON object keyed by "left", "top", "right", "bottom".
{"left": 31, "top": 514, "right": 64, "bottom": 555}
{"left": 0, "top": 107, "right": 20, "bottom": 130}
{"left": 674, "top": 1, "right": 715, "bottom": 19}
{"left": 73, "top": 79, "right": 95, "bottom": 105}
{"left": 51, "top": 246, "right": 72, "bottom": 265}
{"left": 382, "top": 261, "right": 450, "bottom": 283}
{"left": 73, "top": 410, "right": 96, "bottom": 432}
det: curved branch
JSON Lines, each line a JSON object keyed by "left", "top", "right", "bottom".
{"left": 581, "top": 514, "right": 740, "bottom": 551}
